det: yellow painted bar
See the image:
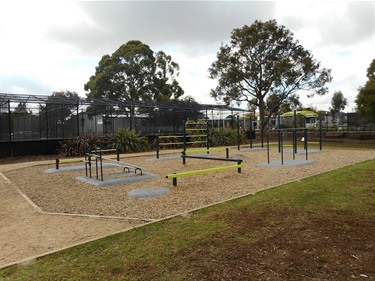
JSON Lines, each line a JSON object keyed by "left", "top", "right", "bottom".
{"left": 92, "top": 149, "right": 117, "bottom": 152}
{"left": 159, "top": 141, "right": 207, "bottom": 146}
{"left": 58, "top": 158, "right": 84, "bottom": 163}
{"left": 158, "top": 134, "right": 206, "bottom": 139}
{"left": 166, "top": 164, "right": 242, "bottom": 179}
{"left": 158, "top": 135, "right": 184, "bottom": 139}
{"left": 185, "top": 147, "right": 230, "bottom": 154}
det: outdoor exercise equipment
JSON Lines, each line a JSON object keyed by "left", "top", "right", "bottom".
{"left": 166, "top": 163, "right": 242, "bottom": 186}
{"left": 56, "top": 148, "right": 120, "bottom": 170}
{"left": 184, "top": 147, "right": 230, "bottom": 158}
{"left": 267, "top": 128, "right": 311, "bottom": 165}
{"left": 277, "top": 110, "right": 323, "bottom": 152}
{"left": 156, "top": 120, "right": 209, "bottom": 159}
{"left": 84, "top": 147, "right": 143, "bottom": 181}
{"left": 55, "top": 157, "right": 84, "bottom": 170}
{"left": 165, "top": 150, "right": 243, "bottom": 186}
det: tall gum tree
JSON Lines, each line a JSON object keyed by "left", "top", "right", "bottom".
{"left": 356, "top": 59, "right": 375, "bottom": 124}
{"left": 84, "top": 40, "right": 184, "bottom": 129}
{"left": 84, "top": 40, "right": 183, "bottom": 102}
{"left": 209, "top": 19, "right": 332, "bottom": 142}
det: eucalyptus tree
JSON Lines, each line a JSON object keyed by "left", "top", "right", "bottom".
{"left": 84, "top": 40, "right": 183, "bottom": 103}
{"left": 209, "top": 19, "right": 332, "bottom": 142}
{"left": 329, "top": 91, "right": 347, "bottom": 127}
{"left": 84, "top": 40, "right": 184, "bottom": 130}
{"left": 356, "top": 59, "right": 375, "bottom": 124}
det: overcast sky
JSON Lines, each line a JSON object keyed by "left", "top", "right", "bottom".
{"left": 0, "top": 1, "right": 374, "bottom": 111}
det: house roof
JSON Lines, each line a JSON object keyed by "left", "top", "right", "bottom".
{"left": 280, "top": 110, "right": 318, "bottom": 118}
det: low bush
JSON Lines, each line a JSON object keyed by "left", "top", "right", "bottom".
{"left": 110, "top": 128, "right": 149, "bottom": 153}
{"left": 57, "top": 132, "right": 111, "bottom": 157}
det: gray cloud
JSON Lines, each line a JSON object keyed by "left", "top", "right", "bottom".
{"left": 279, "top": 1, "right": 374, "bottom": 48}
{"left": 47, "top": 1, "right": 275, "bottom": 56}
{"left": 1, "top": 75, "right": 53, "bottom": 95}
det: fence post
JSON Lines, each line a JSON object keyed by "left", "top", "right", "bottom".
{"left": 156, "top": 135, "right": 160, "bottom": 159}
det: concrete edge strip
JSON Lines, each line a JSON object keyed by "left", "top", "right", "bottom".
{"left": 0, "top": 172, "right": 156, "bottom": 221}
{"left": 0, "top": 172, "right": 44, "bottom": 213}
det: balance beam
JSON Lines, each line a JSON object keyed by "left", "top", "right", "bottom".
{"left": 55, "top": 158, "right": 84, "bottom": 169}
{"left": 166, "top": 164, "right": 242, "bottom": 186}
{"left": 87, "top": 153, "right": 145, "bottom": 175}
{"left": 159, "top": 141, "right": 207, "bottom": 146}
{"left": 185, "top": 147, "right": 230, "bottom": 154}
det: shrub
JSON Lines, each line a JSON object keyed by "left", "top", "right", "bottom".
{"left": 209, "top": 128, "right": 246, "bottom": 147}
{"left": 110, "top": 128, "right": 149, "bottom": 153}
{"left": 57, "top": 132, "right": 111, "bottom": 157}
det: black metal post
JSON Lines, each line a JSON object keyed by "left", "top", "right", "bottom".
{"left": 293, "top": 110, "right": 297, "bottom": 154}
{"left": 237, "top": 115, "right": 240, "bottom": 150}
{"left": 156, "top": 135, "right": 160, "bottom": 159}
{"left": 281, "top": 129, "right": 284, "bottom": 165}
{"left": 267, "top": 130, "right": 270, "bottom": 164}
{"left": 249, "top": 115, "right": 253, "bottom": 149}
{"left": 305, "top": 129, "right": 308, "bottom": 160}
{"left": 319, "top": 112, "right": 323, "bottom": 150}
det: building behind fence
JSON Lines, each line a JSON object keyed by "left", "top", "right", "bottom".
{"left": 1, "top": 94, "right": 373, "bottom": 157}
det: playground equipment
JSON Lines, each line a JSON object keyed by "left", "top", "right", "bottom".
{"left": 55, "top": 157, "right": 84, "bottom": 170}
{"left": 84, "top": 148, "right": 143, "bottom": 181}
{"left": 266, "top": 128, "right": 312, "bottom": 165}
{"left": 166, "top": 163, "right": 242, "bottom": 186}
{"left": 185, "top": 147, "right": 230, "bottom": 158}
{"left": 56, "top": 148, "right": 120, "bottom": 170}
{"left": 156, "top": 120, "right": 208, "bottom": 159}
{"left": 166, "top": 150, "right": 243, "bottom": 186}
{"left": 277, "top": 110, "right": 323, "bottom": 152}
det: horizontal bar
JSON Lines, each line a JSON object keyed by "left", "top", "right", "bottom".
{"left": 57, "top": 158, "right": 84, "bottom": 163}
{"left": 182, "top": 155, "right": 241, "bottom": 162}
{"left": 185, "top": 147, "right": 230, "bottom": 154}
{"left": 92, "top": 149, "right": 117, "bottom": 152}
{"left": 166, "top": 164, "right": 242, "bottom": 179}
{"left": 158, "top": 135, "right": 184, "bottom": 139}
{"left": 159, "top": 141, "right": 207, "bottom": 146}
{"left": 158, "top": 134, "right": 206, "bottom": 139}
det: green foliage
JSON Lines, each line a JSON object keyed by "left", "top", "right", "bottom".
{"left": 110, "top": 128, "right": 149, "bottom": 153}
{"left": 209, "top": 19, "right": 332, "bottom": 137}
{"left": 84, "top": 40, "right": 183, "bottom": 103}
{"left": 209, "top": 128, "right": 246, "bottom": 147}
{"left": 57, "top": 133, "right": 111, "bottom": 156}
{"left": 330, "top": 91, "right": 347, "bottom": 113}
{"left": 356, "top": 59, "right": 375, "bottom": 124}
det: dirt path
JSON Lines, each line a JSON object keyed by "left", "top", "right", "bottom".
{"left": 0, "top": 160, "right": 145, "bottom": 268}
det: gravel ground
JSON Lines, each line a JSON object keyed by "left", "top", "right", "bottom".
{"left": 1, "top": 147, "right": 374, "bottom": 268}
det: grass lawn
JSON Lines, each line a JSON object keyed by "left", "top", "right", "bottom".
{"left": 1, "top": 156, "right": 374, "bottom": 280}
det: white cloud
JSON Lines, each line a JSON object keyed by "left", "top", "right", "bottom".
{"left": 1, "top": 1, "right": 374, "bottom": 112}
{"left": 275, "top": 0, "right": 375, "bottom": 111}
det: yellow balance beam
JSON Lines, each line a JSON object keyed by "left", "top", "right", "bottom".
{"left": 58, "top": 158, "right": 84, "bottom": 163}
{"left": 92, "top": 149, "right": 118, "bottom": 153}
{"left": 185, "top": 147, "right": 230, "bottom": 154}
{"left": 159, "top": 141, "right": 207, "bottom": 146}
{"left": 166, "top": 164, "right": 242, "bottom": 179}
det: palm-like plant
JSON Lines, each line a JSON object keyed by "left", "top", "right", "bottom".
{"left": 110, "top": 129, "right": 149, "bottom": 153}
